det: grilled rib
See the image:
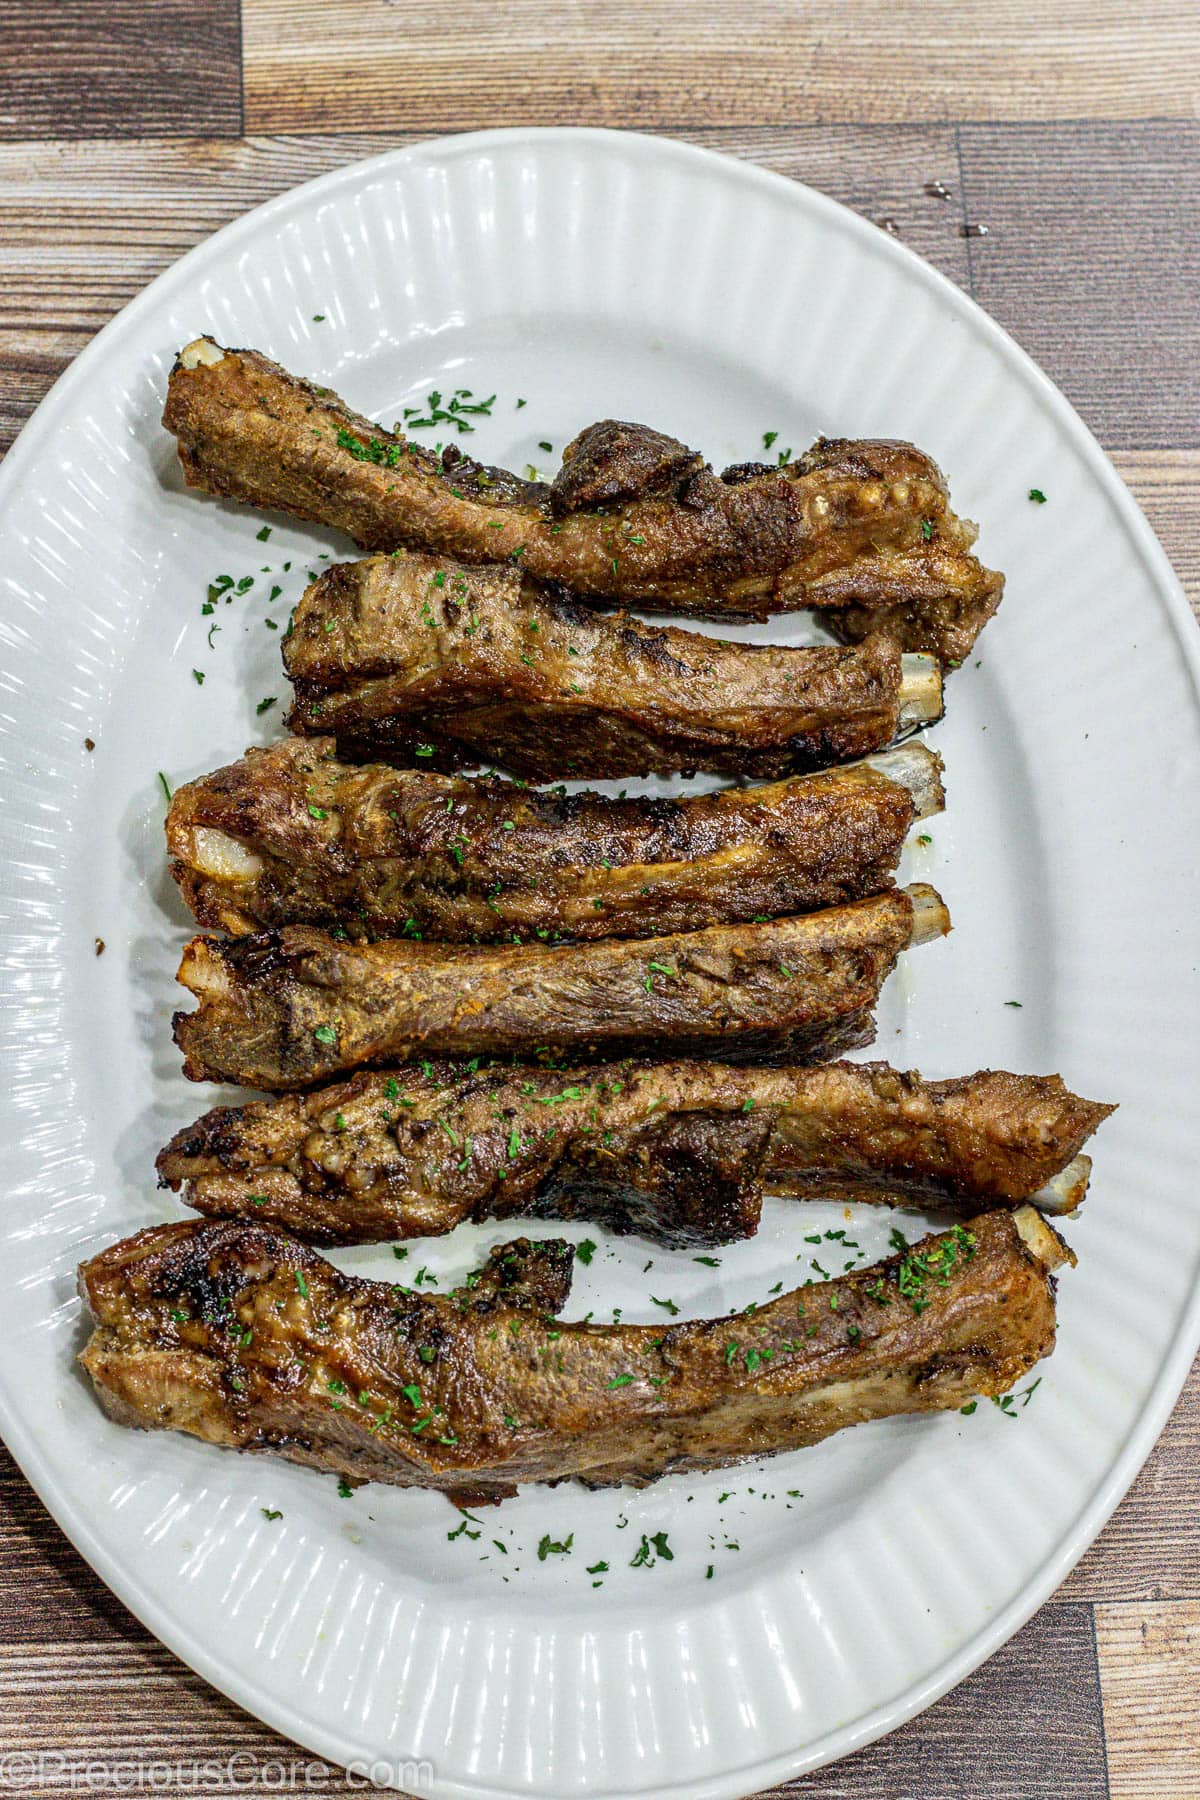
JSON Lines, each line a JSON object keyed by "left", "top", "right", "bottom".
{"left": 156, "top": 1058, "right": 1114, "bottom": 1248}
{"left": 172, "top": 884, "right": 950, "bottom": 1091}
{"left": 163, "top": 337, "right": 1003, "bottom": 663}
{"left": 166, "top": 736, "right": 944, "bottom": 943}
{"left": 78, "top": 1207, "right": 1071, "bottom": 1500}
{"left": 283, "top": 551, "right": 942, "bottom": 782}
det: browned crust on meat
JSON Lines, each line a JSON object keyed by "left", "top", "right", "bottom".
{"left": 166, "top": 736, "right": 936, "bottom": 942}
{"left": 163, "top": 341, "right": 1003, "bottom": 662}
{"left": 155, "top": 1058, "right": 1113, "bottom": 1248}
{"left": 170, "top": 889, "right": 946, "bottom": 1091}
{"left": 78, "top": 1208, "right": 1066, "bottom": 1498}
{"left": 281, "top": 552, "right": 922, "bottom": 781}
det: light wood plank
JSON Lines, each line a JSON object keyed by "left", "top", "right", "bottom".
{"left": 959, "top": 121, "right": 1200, "bottom": 450}
{"left": 241, "top": 0, "right": 1200, "bottom": 132}
{"left": 0, "top": 1, "right": 242, "bottom": 141}
{"left": 1096, "top": 1601, "right": 1200, "bottom": 1797}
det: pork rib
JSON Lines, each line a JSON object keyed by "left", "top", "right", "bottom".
{"left": 166, "top": 736, "right": 944, "bottom": 943}
{"left": 78, "top": 1207, "right": 1071, "bottom": 1500}
{"left": 156, "top": 1058, "right": 1113, "bottom": 1248}
{"left": 172, "top": 884, "right": 950, "bottom": 1091}
{"left": 283, "top": 550, "right": 942, "bottom": 782}
{"left": 163, "top": 337, "right": 1003, "bottom": 663}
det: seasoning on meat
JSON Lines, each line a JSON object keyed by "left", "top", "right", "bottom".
{"left": 166, "top": 736, "right": 944, "bottom": 942}
{"left": 172, "top": 885, "right": 951, "bottom": 1091}
{"left": 78, "top": 1206, "right": 1072, "bottom": 1502}
{"left": 164, "top": 337, "right": 1003, "bottom": 663}
{"left": 283, "top": 549, "right": 942, "bottom": 781}
{"left": 156, "top": 1058, "right": 1113, "bottom": 1247}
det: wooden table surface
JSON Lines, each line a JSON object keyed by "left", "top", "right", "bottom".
{"left": 1, "top": 4, "right": 1198, "bottom": 1795}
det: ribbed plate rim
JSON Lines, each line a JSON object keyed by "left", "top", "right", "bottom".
{"left": 0, "top": 127, "right": 1197, "bottom": 1798}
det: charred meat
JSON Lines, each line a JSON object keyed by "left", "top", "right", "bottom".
{"left": 157, "top": 1058, "right": 1113, "bottom": 1248}
{"left": 166, "top": 736, "right": 944, "bottom": 943}
{"left": 283, "top": 550, "right": 943, "bottom": 781}
{"left": 78, "top": 1207, "right": 1071, "bottom": 1500}
{"left": 163, "top": 337, "right": 1003, "bottom": 663}
{"left": 172, "top": 885, "right": 950, "bottom": 1091}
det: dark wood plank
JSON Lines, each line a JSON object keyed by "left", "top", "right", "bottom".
{"left": 241, "top": 0, "right": 1200, "bottom": 133}
{"left": 0, "top": 1, "right": 241, "bottom": 141}
{"left": 958, "top": 120, "right": 1200, "bottom": 449}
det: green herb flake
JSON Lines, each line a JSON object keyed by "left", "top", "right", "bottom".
{"left": 537, "top": 1532, "right": 574, "bottom": 1561}
{"left": 1029, "top": 487, "right": 1047, "bottom": 504}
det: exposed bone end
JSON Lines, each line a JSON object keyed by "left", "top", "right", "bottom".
{"left": 897, "top": 653, "right": 945, "bottom": 731}
{"left": 179, "top": 336, "right": 226, "bottom": 370}
{"left": 904, "top": 882, "right": 951, "bottom": 946}
{"left": 185, "top": 827, "right": 264, "bottom": 883}
{"left": 1032, "top": 1153, "right": 1093, "bottom": 1216}
{"left": 867, "top": 742, "right": 946, "bottom": 820}
{"left": 1013, "top": 1202, "right": 1076, "bottom": 1272}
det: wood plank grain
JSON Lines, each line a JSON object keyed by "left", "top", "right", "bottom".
{"left": 1096, "top": 1601, "right": 1200, "bottom": 1797}
{"left": 241, "top": 0, "right": 1200, "bottom": 133}
{"left": 1060, "top": 1357, "right": 1200, "bottom": 1603}
{"left": 0, "top": 2, "right": 242, "bottom": 141}
{"left": 0, "top": 127, "right": 968, "bottom": 457}
{"left": 958, "top": 121, "right": 1200, "bottom": 450}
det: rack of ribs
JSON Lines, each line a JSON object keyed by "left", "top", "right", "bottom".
{"left": 172, "top": 885, "right": 951, "bottom": 1091}
{"left": 282, "top": 550, "right": 943, "bottom": 781}
{"left": 163, "top": 336, "right": 1003, "bottom": 664}
{"left": 156, "top": 1058, "right": 1113, "bottom": 1248}
{"left": 166, "top": 736, "right": 944, "bottom": 942}
{"left": 78, "top": 1207, "right": 1071, "bottom": 1502}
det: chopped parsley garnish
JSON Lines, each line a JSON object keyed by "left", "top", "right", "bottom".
{"left": 607, "top": 1373, "right": 634, "bottom": 1388}
{"left": 260, "top": 1507, "right": 282, "bottom": 1521}
{"left": 336, "top": 426, "right": 404, "bottom": 467}
{"left": 921, "top": 518, "right": 934, "bottom": 541}
{"left": 312, "top": 1023, "right": 338, "bottom": 1046}
{"left": 157, "top": 771, "right": 172, "bottom": 803}
{"left": 576, "top": 1239, "right": 597, "bottom": 1266}
{"left": 1029, "top": 488, "right": 1047, "bottom": 504}
{"left": 294, "top": 1271, "right": 309, "bottom": 1299}
{"left": 629, "top": 1530, "right": 672, "bottom": 1568}
{"left": 256, "top": 696, "right": 277, "bottom": 715}
{"left": 537, "top": 1532, "right": 574, "bottom": 1560}
{"left": 191, "top": 668, "right": 205, "bottom": 685}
